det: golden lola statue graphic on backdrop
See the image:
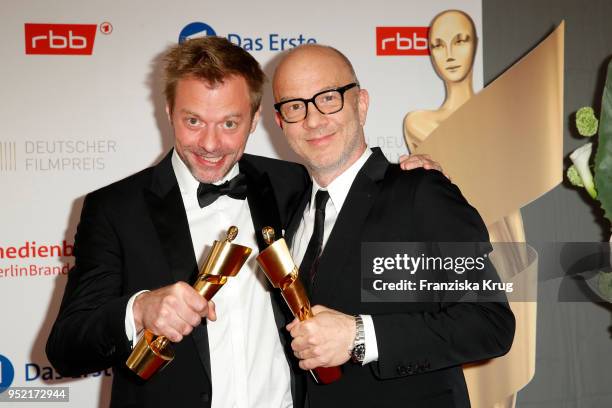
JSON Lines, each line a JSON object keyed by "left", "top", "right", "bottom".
{"left": 256, "top": 226, "right": 342, "bottom": 384}
{"left": 126, "top": 226, "right": 252, "bottom": 380}
{"left": 402, "top": 10, "right": 563, "bottom": 408}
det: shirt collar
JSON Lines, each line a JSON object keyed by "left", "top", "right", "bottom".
{"left": 309, "top": 147, "right": 372, "bottom": 213}
{"left": 171, "top": 149, "right": 239, "bottom": 196}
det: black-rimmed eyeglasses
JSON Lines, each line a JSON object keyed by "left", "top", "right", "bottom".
{"left": 274, "top": 82, "right": 359, "bottom": 123}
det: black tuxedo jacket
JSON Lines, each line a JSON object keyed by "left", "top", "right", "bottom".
{"left": 46, "top": 151, "right": 309, "bottom": 408}
{"left": 286, "top": 148, "right": 515, "bottom": 408}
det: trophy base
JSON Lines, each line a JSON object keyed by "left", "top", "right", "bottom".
{"left": 310, "top": 366, "right": 342, "bottom": 384}
{"left": 126, "top": 330, "right": 175, "bottom": 380}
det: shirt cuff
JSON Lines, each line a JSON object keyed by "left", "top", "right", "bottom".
{"left": 361, "top": 314, "right": 379, "bottom": 365}
{"left": 125, "top": 290, "right": 149, "bottom": 348}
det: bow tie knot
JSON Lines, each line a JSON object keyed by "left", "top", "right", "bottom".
{"left": 197, "top": 173, "right": 247, "bottom": 208}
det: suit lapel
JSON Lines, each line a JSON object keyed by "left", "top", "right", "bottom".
{"left": 285, "top": 182, "right": 311, "bottom": 248}
{"left": 240, "top": 155, "right": 284, "bottom": 249}
{"left": 143, "top": 150, "right": 212, "bottom": 383}
{"left": 312, "top": 148, "right": 389, "bottom": 302}
{"left": 240, "top": 155, "right": 291, "bottom": 329}
{"left": 283, "top": 182, "right": 311, "bottom": 292}
{"left": 144, "top": 152, "right": 198, "bottom": 284}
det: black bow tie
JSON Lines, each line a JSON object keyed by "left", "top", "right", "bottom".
{"left": 197, "top": 173, "right": 248, "bottom": 208}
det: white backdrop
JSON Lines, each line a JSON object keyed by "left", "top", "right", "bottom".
{"left": 0, "top": 1, "right": 482, "bottom": 406}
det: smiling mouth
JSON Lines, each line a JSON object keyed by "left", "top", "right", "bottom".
{"left": 195, "top": 154, "right": 224, "bottom": 165}
{"left": 306, "top": 133, "right": 335, "bottom": 145}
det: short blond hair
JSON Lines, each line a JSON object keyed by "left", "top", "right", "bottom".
{"left": 164, "top": 36, "right": 265, "bottom": 116}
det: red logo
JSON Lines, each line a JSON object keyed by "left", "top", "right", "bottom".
{"left": 25, "top": 23, "right": 97, "bottom": 55}
{"left": 376, "top": 27, "right": 429, "bottom": 56}
{"left": 100, "top": 22, "right": 113, "bottom": 35}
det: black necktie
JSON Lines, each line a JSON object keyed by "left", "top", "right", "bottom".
{"left": 197, "top": 173, "right": 247, "bottom": 208}
{"left": 299, "top": 189, "right": 330, "bottom": 284}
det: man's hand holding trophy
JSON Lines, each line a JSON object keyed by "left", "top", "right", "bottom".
{"left": 126, "top": 226, "right": 252, "bottom": 380}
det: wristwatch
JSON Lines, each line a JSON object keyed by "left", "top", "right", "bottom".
{"left": 350, "top": 315, "right": 366, "bottom": 363}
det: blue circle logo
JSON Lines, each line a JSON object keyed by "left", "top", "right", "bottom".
{"left": 179, "top": 22, "right": 217, "bottom": 43}
{"left": 0, "top": 354, "right": 15, "bottom": 394}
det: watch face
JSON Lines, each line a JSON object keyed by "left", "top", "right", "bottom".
{"left": 352, "top": 343, "right": 366, "bottom": 363}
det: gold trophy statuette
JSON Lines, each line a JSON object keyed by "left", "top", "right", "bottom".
{"left": 256, "top": 226, "right": 342, "bottom": 384}
{"left": 126, "top": 226, "right": 252, "bottom": 380}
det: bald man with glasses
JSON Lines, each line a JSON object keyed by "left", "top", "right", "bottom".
{"left": 272, "top": 44, "right": 515, "bottom": 408}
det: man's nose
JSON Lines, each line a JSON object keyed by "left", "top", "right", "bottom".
{"left": 197, "top": 126, "right": 221, "bottom": 152}
{"left": 304, "top": 101, "right": 328, "bottom": 129}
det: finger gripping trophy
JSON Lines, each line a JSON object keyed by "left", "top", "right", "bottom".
{"left": 126, "top": 226, "right": 252, "bottom": 380}
{"left": 256, "top": 226, "right": 342, "bottom": 384}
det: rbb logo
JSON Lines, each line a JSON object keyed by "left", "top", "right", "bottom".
{"left": 0, "top": 354, "right": 15, "bottom": 394}
{"left": 25, "top": 23, "right": 97, "bottom": 55}
{"left": 376, "top": 27, "right": 429, "bottom": 56}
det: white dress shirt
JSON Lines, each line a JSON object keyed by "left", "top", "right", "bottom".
{"left": 125, "top": 150, "right": 292, "bottom": 408}
{"left": 291, "top": 147, "right": 379, "bottom": 364}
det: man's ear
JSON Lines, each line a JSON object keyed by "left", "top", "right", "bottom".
{"left": 250, "top": 107, "right": 262, "bottom": 133}
{"left": 358, "top": 88, "right": 369, "bottom": 126}
{"left": 274, "top": 111, "right": 284, "bottom": 129}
